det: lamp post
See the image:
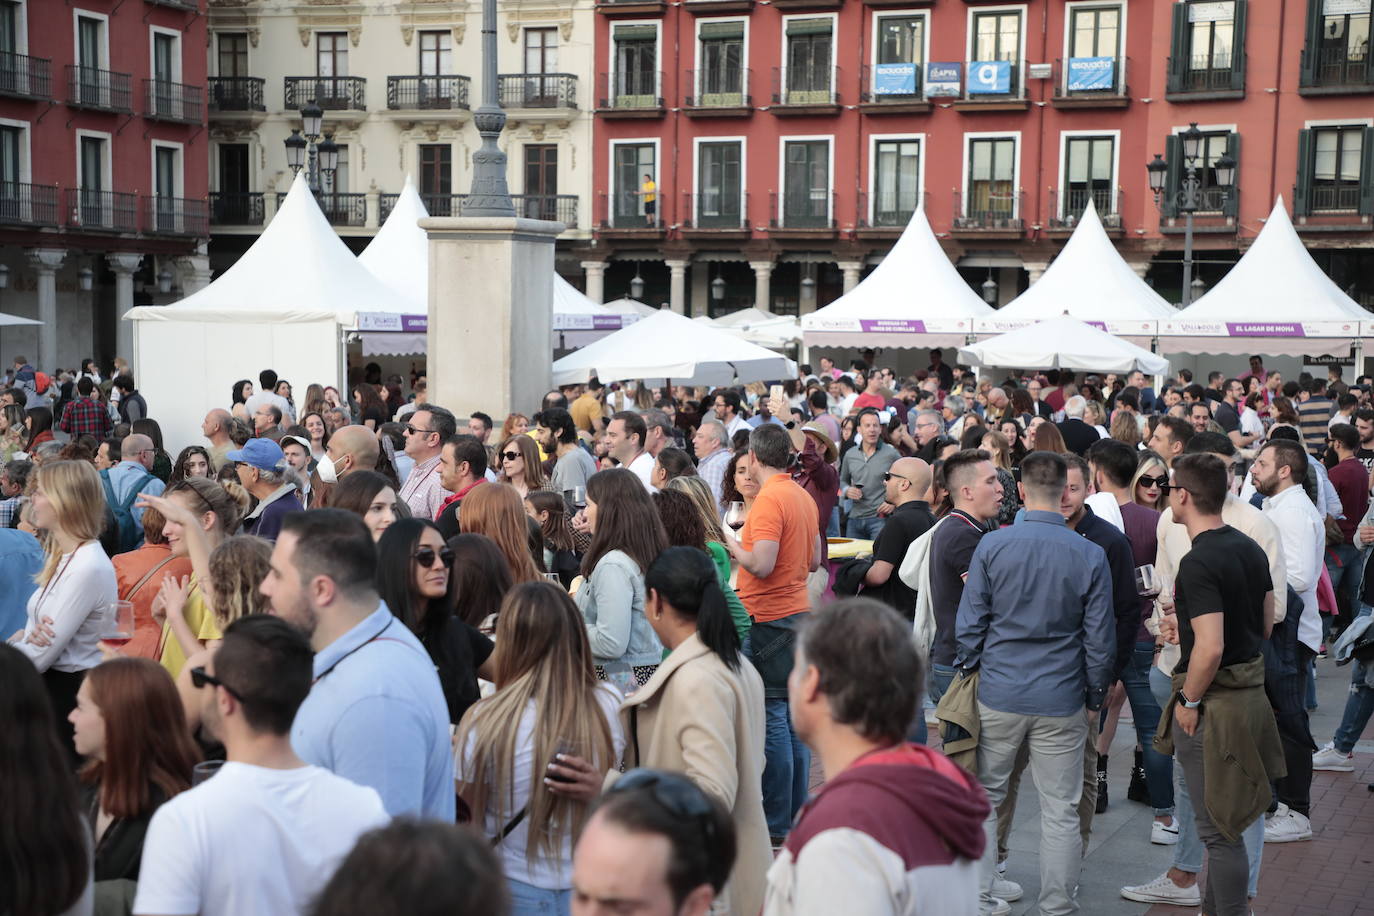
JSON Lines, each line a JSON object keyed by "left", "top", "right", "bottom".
{"left": 1147, "top": 122, "right": 1235, "bottom": 308}
{"left": 463, "top": 0, "right": 515, "bottom": 216}
{"left": 981, "top": 268, "right": 998, "bottom": 306}
{"left": 283, "top": 100, "right": 338, "bottom": 194}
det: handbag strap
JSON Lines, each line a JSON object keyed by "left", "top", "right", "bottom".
{"left": 491, "top": 806, "right": 528, "bottom": 846}
{"left": 127, "top": 554, "right": 178, "bottom": 601}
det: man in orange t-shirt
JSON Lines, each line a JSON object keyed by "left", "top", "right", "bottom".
{"left": 726, "top": 423, "right": 821, "bottom": 841}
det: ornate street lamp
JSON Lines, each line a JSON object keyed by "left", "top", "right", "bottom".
{"left": 1147, "top": 122, "right": 1236, "bottom": 308}
{"left": 284, "top": 102, "right": 332, "bottom": 193}
{"left": 981, "top": 269, "right": 998, "bottom": 306}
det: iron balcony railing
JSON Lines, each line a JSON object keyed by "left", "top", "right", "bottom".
{"left": 209, "top": 191, "right": 264, "bottom": 225}
{"left": 1048, "top": 187, "right": 1122, "bottom": 229}
{"left": 145, "top": 0, "right": 199, "bottom": 9}
{"left": 859, "top": 63, "right": 924, "bottom": 103}
{"left": 145, "top": 196, "right": 209, "bottom": 237}
{"left": 771, "top": 65, "right": 840, "bottom": 105}
{"left": 208, "top": 77, "right": 265, "bottom": 112}
{"left": 1167, "top": 52, "right": 1245, "bottom": 93}
{"left": 0, "top": 181, "right": 59, "bottom": 226}
{"left": 386, "top": 75, "right": 472, "bottom": 110}
{"left": 856, "top": 188, "right": 921, "bottom": 228}
{"left": 144, "top": 79, "right": 203, "bottom": 123}
{"left": 598, "top": 70, "right": 664, "bottom": 109}
{"left": 1300, "top": 45, "right": 1374, "bottom": 90}
{"left": 65, "top": 188, "right": 138, "bottom": 232}
{"left": 952, "top": 188, "right": 1024, "bottom": 231}
{"left": 1053, "top": 56, "right": 1128, "bottom": 98}
{"left": 0, "top": 52, "right": 52, "bottom": 100}
{"left": 66, "top": 65, "right": 133, "bottom": 112}
{"left": 1309, "top": 184, "right": 1363, "bottom": 212}
{"left": 379, "top": 192, "right": 578, "bottom": 226}
{"left": 277, "top": 190, "right": 367, "bottom": 226}
{"left": 682, "top": 191, "right": 749, "bottom": 230}
{"left": 497, "top": 73, "right": 578, "bottom": 109}
{"left": 683, "top": 67, "right": 751, "bottom": 108}
{"left": 284, "top": 76, "right": 366, "bottom": 111}
{"left": 769, "top": 189, "right": 836, "bottom": 229}
{"left": 598, "top": 191, "right": 662, "bottom": 229}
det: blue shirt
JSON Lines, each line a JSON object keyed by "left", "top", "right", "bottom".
{"left": 106, "top": 460, "right": 166, "bottom": 526}
{"left": 292, "top": 602, "right": 455, "bottom": 820}
{"left": 955, "top": 510, "right": 1115, "bottom": 717}
{"left": 0, "top": 529, "right": 42, "bottom": 637}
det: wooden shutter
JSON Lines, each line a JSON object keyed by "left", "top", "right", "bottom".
{"left": 1167, "top": 2, "right": 1189, "bottom": 90}
{"left": 1299, "top": 0, "right": 1322, "bottom": 87}
{"left": 1229, "top": 0, "right": 1248, "bottom": 91}
{"left": 1294, "top": 128, "right": 1314, "bottom": 217}
{"left": 1163, "top": 134, "right": 1182, "bottom": 218}
{"left": 1360, "top": 127, "right": 1374, "bottom": 217}
{"left": 1223, "top": 132, "right": 1241, "bottom": 218}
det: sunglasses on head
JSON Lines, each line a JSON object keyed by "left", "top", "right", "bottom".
{"left": 413, "top": 546, "right": 455, "bottom": 569}
{"left": 501, "top": 450, "right": 522, "bottom": 462}
{"left": 606, "top": 769, "right": 718, "bottom": 845}
{"left": 1138, "top": 475, "right": 1170, "bottom": 489}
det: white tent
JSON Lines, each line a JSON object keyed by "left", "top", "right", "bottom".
{"left": 553, "top": 275, "right": 640, "bottom": 348}
{"left": 125, "top": 172, "right": 408, "bottom": 449}
{"left": 978, "top": 199, "right": 1173, "bottom": 343}
{"left": 959, "top": 315, "right": 1169, "bottom": 374}
{"left": 552, "top": 308, "right": 797, "bottom": 386}
{"left": 696, "top": 307, "right": 803, "bottom": 349}
{"left": 603, "top": 295, "right": 657, "bottom": 318}
{"left": 801, "top": 205, "right": 995, "bottom": 348}
{"left": 1159, "top": 197, "right": 1371, "bottom": 357}
{"left": 355, "top": 177, "right": 429, "bottom": 356}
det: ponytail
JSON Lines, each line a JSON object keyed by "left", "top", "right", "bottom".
{"left": 645, "top": 546, "right": 741, "bottom": 672}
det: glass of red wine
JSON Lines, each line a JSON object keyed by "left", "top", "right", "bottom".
{"left": 724, "top": 501, "right": 746, "bottom": 532}
{"left": 101, "top": 600, "right": 135, "bottom": 649}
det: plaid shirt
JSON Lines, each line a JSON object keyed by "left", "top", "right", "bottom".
{"left": 60, "top": 395, "right": 112, "bottom": 440}
{"left": 0, "top": 496, "right": 19, "bottom": 528}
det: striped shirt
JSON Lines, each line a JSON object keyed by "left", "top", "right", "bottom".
{"left": 1298, "top": 395, "right": 1333, "bottom": 456}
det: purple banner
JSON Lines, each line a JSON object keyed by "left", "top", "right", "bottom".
{"left": 858, "top": 319, "right": 927, "bottom": 334}
{"left": 1226, "top": 322, "right": 1305, "bottom": 337}
{"left": 591, "top": 315, "right": 624, "bottom": 330}
{"left": 400, "top": 315, "right": 428, "bottom": 332}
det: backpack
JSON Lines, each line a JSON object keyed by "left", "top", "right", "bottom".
{"left": 100, "top": 468, "right": 152, "bottom": 553}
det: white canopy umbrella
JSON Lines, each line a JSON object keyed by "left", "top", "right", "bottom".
{"left": 978, "top": 198, "right": 1173, "bottom": 343}
{"left": 802, "top": 205, "right": 994, "bottom": 348}
{"left": 1159, "top": 197, "right": 1371, "bottom": 356}
{"left": 696, "top": 307, "right": 803, "bottom": 349}
{"left": 552, "top": 309, "right": 797, "bottom": 386}
{"left": 355, "top": 177, "right": 429, "bottom": 354}
{"left": 958, "top": 314, "right": 1169, "bottom": 374}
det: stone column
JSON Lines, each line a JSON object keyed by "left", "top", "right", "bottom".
{"left": 665, "top": 259, "right": 689, "bottom": 314}
{"left": 26, "top": 249, "right": 65, "bottom": 372}
{"left": 837, "top": 260, "right": 864, "bottom": 294}
{"left": 689, "top": 261, "right": 709, "bottom": 317}
{"left": 176, "top": 255, "right": 213, "bottom": 295}
{"left": 365, "top": 187, "right": 381, "bottom": 229}
{"left": 581, "top": 260, "right": 606, "bottom": 304}
{"left": 107, "top": 253, "right": 143, "bottom": 364}
{"left": 750, "top": 260, "right": 773, "bottom": 311}
{"left": 1023, "top": 261, "right": 1051, "bottom": 285}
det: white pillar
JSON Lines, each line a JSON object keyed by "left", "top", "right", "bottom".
{"left": 750, "top": 260, "right": 773, "bottom": 311}
{"left": 689, "top": 260, "right": 709, "bottom": 317}
{"left": 107, "top": 253, "right": 143, "bottom": 366}
{"left": 176, "top": 255, "right": 213, "bottom": 295}
{"left": 665, "top": 258, "right": 688, "bottom": 314}
{"left": 1023, "top": 261, "right": 1050, "bottom": 285}
{"left": 26, "top": 248, "right": 65, "bottom": 372}
{"left": 365, "top": 188, "right": 380, "bottom": 229}
{"left": 581, "top": 260, "right": 606, "bottom": 304}
{"left": 837, "top": 260, "right": 864, "bottom": 294}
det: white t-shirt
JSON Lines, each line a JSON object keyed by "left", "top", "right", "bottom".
{"left": 133, "top": 762, "right": 388, "bottom": 916}
{"left": 459, "top": 686, "right": 624, "bottom": 890}
{"left": 244, "top": 391, "right": 296, "bottom": 426}
{"left": 628, "top": 451, "right": 656, "bottom": 492}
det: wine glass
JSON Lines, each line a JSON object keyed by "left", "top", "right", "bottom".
{"left": 101, "top": 600, "right": 135, "bottom": 649}
{"left": 564, "top": 486, "right": 586, "bottom": 510}
{"left": 724, "top": 501, "right": 747, "bottom": 532}
{"left": 1135, "top": 564, "right": 1159, "bottom": 598}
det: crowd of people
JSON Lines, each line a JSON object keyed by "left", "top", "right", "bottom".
{"left": 2, "top": 348, "right": 1371, "bottom": 916}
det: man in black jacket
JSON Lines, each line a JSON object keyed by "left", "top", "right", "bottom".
{"left": 1057, "top": 395, "right": 1103, "bottom": 456}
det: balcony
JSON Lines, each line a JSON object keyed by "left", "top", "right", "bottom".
{"left": 276, "top": 190, "right": 367, "bottom": 227}
{"left": 951, "top": 189, "right": 1024, "bottom": 239}
{"left": 209, "top": 191, "right": 264, "bottom": 226}
{"left": 145, "top": 0, "right": 199, "bottom": 9}
{"left": 856, "top": 189, "right": 919, "bottom": 237}
{"left": 859, "top": 63, "right": 929, "bottom": 114}
{"left": 284, "top": 76, "right": 366, "bottom": 111}
{"left": 65, "top": 65, "right": 133, "bottom": 113}
{"left": 65, "top": 188, "right": 138, "bottom": 233}
{"left": 1051, "top": 57, "right": 1130, "bottom": 109}
{"left": 950, "top": 61, "right": 1028, "bottom": 111}
{"left": 0, "top": 182, "right": 59, "bottom": 227}
{"left": 681, "top": 191, "right": 751, "bottom": 238}
{"left": 1166, "top": 52, "right": 1245, "bottom": 100}
{"left": 683, "top": 67, "right": 752, "bottom": 116}
{"left": 145, "top": 196, "right": 208, "bottom": 237}
{"left": 597, "top": 190, "right": 664, "bottom": 235}
{"left": 209, "top": 77, "right": 266, "bottom": 113}
{"left": 1299, "top": 46, "right": 1374, "bottom": 95}
{"left": 0, "top": 52, "right": 52, "bottom": 101}
{"left": 144, "top": 80, "right": 203, "bottom": 124}
{"left": 1294, "top": 184, "right": 1372, "bottom": 231}
{"left": 1047, "top": 188, "right": 1123, "bottom": 235}
{"left": 1158, "top": 185, "right": 1236, "bottom": 234}
{"left": 597, "top": 70, "right": 665, "bottom": 117}
{"left": 769, "top": 190, "right": 836, "bottom": 236}
{"left": 770, "top": 65, "right": 840, "bottom": 115}
{"left": 513, "top": 194, "right": 578, "bottom": 226}
{"left": 386, "top": 75, "right": 472, "bottom": 111}
{"left": 595, "top": 0, "right": 668, "bottom": 13}
{"left": 683, "top": 0, "right": 754, "bottom": 10}
{"left": 498, "top": 74, "right": 578, "bottom": 110}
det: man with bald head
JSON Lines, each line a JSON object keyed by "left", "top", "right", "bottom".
{"left": 202, "top": 408, "right": 234, "bottom": 469}
{"left": 862, "top": 456, "right": 935, "bottom": 616}
{"left": 309, "top": 425, "right": 381, "bottom": 507}
{"left": 104, "top": 432, "right": 166, "bottom": 531}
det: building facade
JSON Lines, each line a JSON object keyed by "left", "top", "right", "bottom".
{"left": 583, "top": 0, "right": 1374, "bottom": 318}
{"left": 206, "top": 0, "right": 597, "bottom": 273}
{"left": 0, "top": 0, "right": 210, "bottom": 372}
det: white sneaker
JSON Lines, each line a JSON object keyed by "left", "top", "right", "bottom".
{"left": 991, "top": 877, "right": 1023, "bottom": 902}
{"left": 984, "top": 898, "right": 1010, "bottom": 916}
{"left": 1120, "top": 872, "right": 1202, "bottom": 905}
{"left": 1264, "top": 808, "right": 1313, "bottom": 843}
{"left": 1312, "top": 743, "right": 1354, "bottom": 772}
{"left": 1151, "top": 817, "right": 1180, "bottom": 845}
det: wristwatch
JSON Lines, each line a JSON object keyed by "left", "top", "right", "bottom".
{"left": 1178, "top": 691, "right": 1202, "bottom": 709}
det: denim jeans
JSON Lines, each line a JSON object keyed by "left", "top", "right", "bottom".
{"left": 910, "top": 664, "right": 957, "bottom": 745}
{"left": 1332, "top": 603, "right": 1374, "bottom": 753}
{"left": 1122, "top": 642, "right": 1174, "bottom": 814}
{"left": 763, "top": 697, "right": 811, "bottom": 837}
{"left": 1326, "top": 542, "right": 1363, "bottom": 623}
{"left": 846, "top": 514, "right": 887, "bottom": 540}
{"left": 826, "top": 504, "right": 841, "bottom": 538}
{"left": 507, "top": 878, "right": 571, "bottom": 916}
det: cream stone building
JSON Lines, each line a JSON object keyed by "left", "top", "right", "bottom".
{"left": 205, "top": 0, "right": 593, "bottom": 270}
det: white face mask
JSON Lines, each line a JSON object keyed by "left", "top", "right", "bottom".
{"left": 317, "top": 452, "right": 340, "bottom": 483}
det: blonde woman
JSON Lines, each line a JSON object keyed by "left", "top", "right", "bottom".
{"left": 1109, "top": 410, "right": 1142, "bottom": 448}
{"left": 1131, "top": 450, "right": 1169, "bottom": 510}
{"left": 8, "top": 460, "right": 118, "bottom": 760}
{"left": 666, "top": 475, "right": 752, "bottom": 643}
{"left": 1083, "top": 400, "right": 1111, "bottom": 438}
{"left": 456, "top": 582, "right": 623, "bottom": 914}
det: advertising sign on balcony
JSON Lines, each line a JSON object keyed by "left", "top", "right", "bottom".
{"left": 967, "top": 61, "right": 1011, "bottom": 94}
{"left": 1323, "top": 0, "right": 1370, "bottom": 13}
{"left": 1067, "top": 57, "right": 1116, "bottom": 90}
{"left": 873, "top": 63, "right": 917, "bottom": 96}
{"left": 925, "top": 62, "right": 962, "bottom": 96}
{"left": 1187, "top": 1, "right": 1235, "bottom": 22}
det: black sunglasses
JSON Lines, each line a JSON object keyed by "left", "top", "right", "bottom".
{"left": 501, "top": 450, "right": 522, "bottom": 462}
{"left": 190, "top": 666, "right": 243, "bottom": 701}
{"left": 1137, "top": 475, "right": 1170, "bottom": 489}
{"left": 414, "top": 546, "right": 455, "bottom": 569}
{"left": 606, "top": 769, "right": 717, "bottom": 845}
{"left": 882, "top": 472, "right": 912, "bottom": 483}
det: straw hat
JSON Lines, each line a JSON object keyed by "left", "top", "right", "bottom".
{"left": 787, "top": 423, "right": 837, "bottom": 463}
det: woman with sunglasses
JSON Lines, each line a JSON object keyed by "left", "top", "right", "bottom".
{"left": 456, "top": 581, "right": 622, "bottom": 914}
{"left": 379, "top": 519, "right": 494, "bottom": 726}
{"left": 498, "top": 435, "right": 547, "bottom": 500}
{"left": 1132, "top": 451, "right": 1170, "bottom": 510}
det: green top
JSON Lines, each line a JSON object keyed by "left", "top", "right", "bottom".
{"left": 706, "top": 540, "right": 753, "bottom": 645}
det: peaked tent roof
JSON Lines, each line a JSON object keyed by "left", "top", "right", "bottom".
{"left": 357, "top": 176, "right": 428, "bottom": 314}
{"left": 127, "top": 172, "right": 407, "bottom": 325}
{"left": 801, "top": 205, "right": 995, "bottom": 348}
{"left": 603, "top": 295, "right": 657, "bottom": 317}
{"left": 959, "top": 314, "right": 1168, "bottom": 374}
{"left": 553, "top": 274, "right": 639, "bottom": 331}
{"left": 979, "top": 198, "right": 1172, "bottom": 339}
{"left": 1159, "top": 197, "right": 1371, "bottom": 355}
{"left": 695, "top": 307, "right": 803, "bottom": 348}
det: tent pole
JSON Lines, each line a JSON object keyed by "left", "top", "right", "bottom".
{"left": 1354, "top": 338, "right": 1365, "bottom": 383}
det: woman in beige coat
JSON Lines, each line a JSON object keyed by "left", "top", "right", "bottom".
{"left": 622, "top": 546, "right": 770, "bottom": 916}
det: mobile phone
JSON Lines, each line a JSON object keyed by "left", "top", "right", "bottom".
{"left": 770, "top": 384, "right": 786, "bottom": 402}
{"left": 546, "top": 740, "right": 576, "bottom": 784}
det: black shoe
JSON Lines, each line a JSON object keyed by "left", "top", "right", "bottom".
{"left": 1095, "top": 770, "right": 1108, "bottom": 814}
{"left": 1127, "top": 765, "right": 1150, "bottom": 804}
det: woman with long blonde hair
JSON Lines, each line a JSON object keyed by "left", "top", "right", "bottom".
{"left": 665, "top": 475, "right": 751, "bottom": 642}
{"left": 456, "top": 582, "right": 622, "bottom": 914}
{"left": 461, "top": 481, "right": 543, "bottom": 584}
{"left": 9, "top": 460, "right": 117, "bottom": 760}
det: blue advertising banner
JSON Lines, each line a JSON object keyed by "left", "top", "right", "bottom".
{"left": 925, "top": 62, "right": 962, "bottom": 97}
{"left": 967, "top": 60, "right": 1011, "bottom": 94}
{"left": 1067, "top": 57, "right": 1115, "bottom": 91}
{"left": 873, "top": 62, "right": 917, "bottom": 96}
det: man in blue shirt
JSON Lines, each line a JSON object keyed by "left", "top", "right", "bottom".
{"left": 107, "top": 432, "right": 166, "bottom": 528}
{"left": 956, "top": 450, "right": 1115, "bottom": 916}
{"left": 260, "top": 508, "right": 454, "bottom": 820}
{"left": 0, "top": 528, "right": 42, "bottom": 637}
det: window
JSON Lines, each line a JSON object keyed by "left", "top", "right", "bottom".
{"left": 523, "top": 27, "right": 558, "bottom": 104}
{"left": 1303, "top": 0, "right": 1372, "bottom": 87}
{"left": 0, "top": 122, "right": 28, "bottom": 221}
{"left": 332, "top": 144, "right": 349, "bottom": 193}
{"left": 153, "top": 145, "right": 179, "bottom": 230}
{"left": 613, "top": 142, "right": 655, "bottom": 227}
{"left": 0, "top": 124, "right": 18, "bottom": 185}
{"left": 972, "top": 10, "right": 1022, "bottom": 97}
{"left": 150, "top": 31, "right": 179, "bottom": 117}
{"left": 75, "top": 15, "right": 104, "bottom": 105}
{"left": 419, "top": 144, "right": 452, "bottom": 214}
{"left": 871, "top": 15, "right": 924, "bottom": 100}
{"left": 317, "top": 32, "right": 348, "bottom": 77}
{"left": 217, "top": 143, "right": 248, "bottom": 192}
{"left": 782, "top": 139, "right": 829, "bottom": 227}
{"left": 698, "top": 20, "right": 744, "bottom": 104}
{"left": 873, "top": 139, "right": 920, "bottom": 227}
{"left": 214, "top": 143, "right": 251, "bottom": 223}
{"left": 1168, "top": 1, "right": 1247, "bottom": 93}
{"left": 1062, "top": 135, "right": 1115, "bottom": 219}
{"left": 612, "top": 24, "right": 657, "bottom": 105}
{"left": 78, "top": 134, "right": 106, "bottom": 225}
{"left": 419, "top": 31, "right": 451, "bottom": 76}
{"left": 1065, "top": 5, "right": 1122, "bottom": 93}
{"left": 1296, "top": 125, "right": 1374, "bottom": 215}
{"left": 1163, "top": 129, "right": 1238, "bottom": 216}
{"left": 784, "top": 18, "right": 833, "bottom": 103}
{"left": 217, "top": 33, "right": 247, "bottom": 78}
{"left": 0, "top": 3, "right": 17, "bottom": 55}
{"left": 698, "top": 140, "right": 742, "bottom": 227}
{"left": 967, "top": 137, "right": 1016, "bottom": 220}
{"left": 523, "top": 144, "right": 559, "bottom": 220}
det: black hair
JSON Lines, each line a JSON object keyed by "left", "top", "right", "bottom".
{"left": 1085, "top": 438, "right": 1138, "bottom": 489}
{"left": 1154, "top": 415, "right": 1195, "bottom": 450}
{"left": 1184, "top": 431, "right": 1236, "bottom": 457}
{"left": 416, "top": 405, "right": 458, "bottom": 441}
{"left": 1330, "top": 422, "right": 1360, "bottom": 453}
{"left": 538, "top": 407, "right": 577, "bottom": 445}
{"left": 645, "top": 547, "right": 741, "bottom": 671}
{"left": 376, "top": 518, "right": 454, "bottom": 640}
{"left": 1261, "top": 439, "right": 1309, "bottom": 484}
{"left": 447, "top": 533, "right": 514, "bottom": 628}
{"left": 445, "top": 435, "right": 489, "bottom": 479}
{"left": 610, "top": 410, "right": 647, "bottom": 448}
{"left": 1172, "top": 453, "right": 1227, "bottom": 515}
{"left": 469, "top": 411, "right": 493, "bottom": 432}
{"left": 279, "top": 509, "right": 378, "bottom": 596}
{"left": 24, "top": 406, "right": 52, "bottom": 449}
{"left": 808, "top": 389, "right": 828, "bottom": 411}
{"left": 214, "top": 615, "right": 314, "bottom": 735}
{"left": 655, "top": 446, "right": 696, "bottom": 483}
{"left": 713, "top": 389, "right": 741, "bottom": 415}
{"left": 259, "top": 368, "right": 279, "bottom": 390}
{"left": 112, "top": 375, "right": 136, "bottom": 393}
{"left": 76, "top": 376, "right": 94, "bottom": 396}
{"left": 1020, "top": 450, "right": 1068, "bottom": 496}
{"left": 231, "top": 379, "right": 252, "bottom": 404}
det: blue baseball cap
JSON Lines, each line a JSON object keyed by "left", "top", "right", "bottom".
{"left": 226, "top": 438, "right": 286, "bottom": 472}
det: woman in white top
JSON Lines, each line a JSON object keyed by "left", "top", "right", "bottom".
{"left": 456, "top": 581, "right": 623, "bottom": 916}
{"left": 7, "top": 459, "right": 118, "bottom": 762}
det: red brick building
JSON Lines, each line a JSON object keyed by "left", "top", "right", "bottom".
{"left": 583, "top": 0, "right": 1373, "bottom": 320}
{"left": 0, "top": 0, "right": 210, "bottom": 373}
